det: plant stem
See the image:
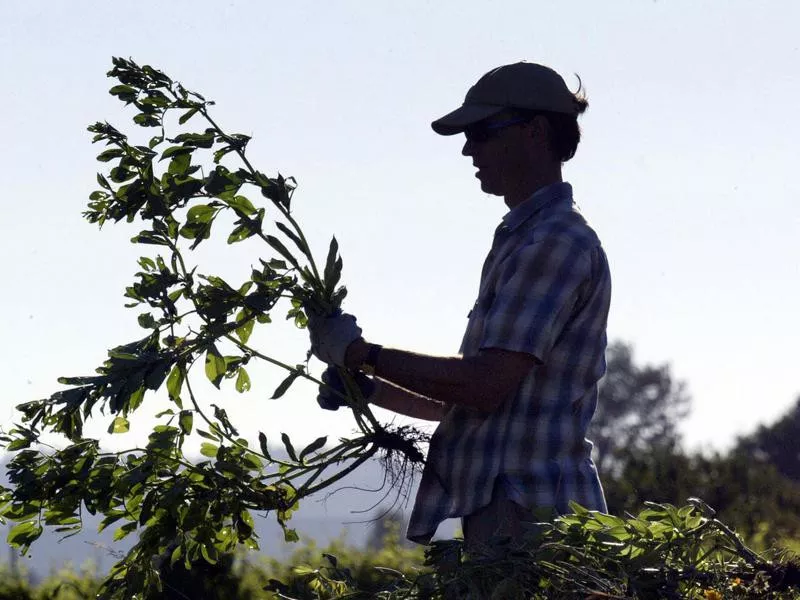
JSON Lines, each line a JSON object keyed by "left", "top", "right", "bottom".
{"left": 196, "top": 106, "right": 324, "bottom": 287}
{"left": 301, "top": 445, "right": 378, "bottom": 497}
{"left": 181, "top": 361, "right": 294, "bottom": 469}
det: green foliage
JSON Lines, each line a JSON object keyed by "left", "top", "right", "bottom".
{"left": 736, "top": 395, "right": 800, "bottom": 483}
{"left": 0, "top": 562, "right": 100, "bottom": 600}
{"left": 596, "top": 356, "right": 800, "bottom": 555}
{"left": 0, "top": 57, "right": 426, "bottom": 600}
{"left": 2, "top": 501, "right": 800, "bottom": 598}
{"left": 254, "top": 519, "right": 426, "bottom": 598}
{"left": 259, "top": 501, "right": 800, "bottom": 599}
{"left": 605, "top": 444, "right": 800, "bottom": 553}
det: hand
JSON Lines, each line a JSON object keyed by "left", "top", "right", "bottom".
{"left": 306, "top": 309, "right": 362, "bottom": 366}
{"left": 317, "top": 366, "right": 376, "bottom": 411}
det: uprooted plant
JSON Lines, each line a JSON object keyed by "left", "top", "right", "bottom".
{"left": 0, "top": 57, "right": 427, "bottom": 600}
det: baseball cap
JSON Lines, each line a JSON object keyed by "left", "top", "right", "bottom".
{"left": 431, "top": 62, "right": 579, "bottom": 136}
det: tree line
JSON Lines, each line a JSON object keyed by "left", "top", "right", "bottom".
{"left": 593, "top": 341, "right": 800, "bottom": 551}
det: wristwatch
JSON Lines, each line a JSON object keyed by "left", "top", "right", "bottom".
{"left": 360, "top": 343, "right": 383, "bottom": 375}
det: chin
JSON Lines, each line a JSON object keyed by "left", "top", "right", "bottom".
{"left": 479, "top": 180, "right": 503, "bottom": 196}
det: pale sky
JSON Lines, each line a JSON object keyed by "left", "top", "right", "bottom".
{"left": 2, "top": 1, "right": 799, "bottom": 458}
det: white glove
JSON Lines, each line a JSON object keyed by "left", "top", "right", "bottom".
{"left": 306, "top": 310, "right": 362, "bottom": 366}
{"left": 317, "top": 366, "right": 376, "bottom": 410}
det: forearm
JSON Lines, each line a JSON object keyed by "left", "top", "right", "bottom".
{"left": 372, "top": 379, "right": 448, "bottom": 422}
{"left": 346, "top": 339, "right": 506, "bottom": 413}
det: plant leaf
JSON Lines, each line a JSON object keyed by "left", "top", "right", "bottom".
{"left": 113, "top": 522, "right": 138, "bottom": 542}
{"left": 271, "top": 367, "right": 303, "bottom": 399}
{"left": 204, "top": 346, "right": 226, "bottom": 388}
{"left": 275, "top": 221, "right": 305, "bottom": 253}
{"left": 200, "top": 442, "right": 219, "bottom": 459}
{"left": 281, "top": 433, "right": 297, "bottom": 462}
{"left": 178, "top": 410, "right": 193, "bottom": 435}
{"left": 226, "top": 195, "right": 256, "bottom": 216}
{"left": 258, "top": 432, "right": 272, "bottom": 460}
{"left": 323, "top": 236, "right": 342, "bottom": 293}
{"left": 108, "top": 416, "right": 130, "bottom": 434}
{"left": 7, "top": 520, "right": 43, "bottom": 549}
{"left": 235, "top": 311, "right": 254, "bottom": 344}
{"left": 178, "top": 107, "right": 199, "bottom": 124}
{"left": 235, "top": 367, "right": 251, "bottom": 393}
{"left": 299, "top": 436, "right": 327, "bottom": 462}
{"left": 264, "top": 235, "right": 299, "bottom": 268}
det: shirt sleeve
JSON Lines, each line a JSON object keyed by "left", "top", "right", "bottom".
{"left": 479, "top": 236, "right": 592, "bottom": 361}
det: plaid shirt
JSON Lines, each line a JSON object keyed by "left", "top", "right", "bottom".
{"left": 407, "top": 182, "right": 610, "bottom": 544}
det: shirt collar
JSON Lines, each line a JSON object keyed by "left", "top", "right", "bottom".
{"left": 500, "top": 181, "right": 574, "bottom": 233}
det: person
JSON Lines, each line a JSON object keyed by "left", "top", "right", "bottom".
{"left": 306, "top": 61, "right": 611, "bottom": 554}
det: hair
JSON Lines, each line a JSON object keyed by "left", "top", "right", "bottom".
{"left": 515, "top": 75, "right": 588, "bottom": 163}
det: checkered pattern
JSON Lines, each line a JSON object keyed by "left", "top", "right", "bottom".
{"left": 407, "top": 182, "right": 610, "bottom": 544}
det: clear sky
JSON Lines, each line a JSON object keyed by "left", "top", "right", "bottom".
{"left": 2, "top": 1, "right": 798, "bottom": 456}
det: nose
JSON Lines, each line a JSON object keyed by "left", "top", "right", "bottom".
{"left": 462, "top": 137, "right": 474, "bottom": 157}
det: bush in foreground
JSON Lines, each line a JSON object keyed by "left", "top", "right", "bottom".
{"left": 260, "top": 500, "right": 800, "bottom": 599}
{"left": 2, "top": 500, "right": 800, "bottom": 599}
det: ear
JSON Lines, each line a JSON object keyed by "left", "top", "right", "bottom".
{"left": 530, "top": 115, "right": 549, "bottom": 138}
{"left": 518, "top": 116, "right": 544, "bottom": 143}
{"left": 528, "top": 115, "right": 552, "bottom": 153}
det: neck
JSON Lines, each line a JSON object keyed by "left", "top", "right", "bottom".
{"left": 503, "top": 166, "right": 563, "bottom": 209}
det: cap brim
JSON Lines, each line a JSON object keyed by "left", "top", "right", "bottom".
{"left": 431, "top": 104, "right": 505, "bottom": 136}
